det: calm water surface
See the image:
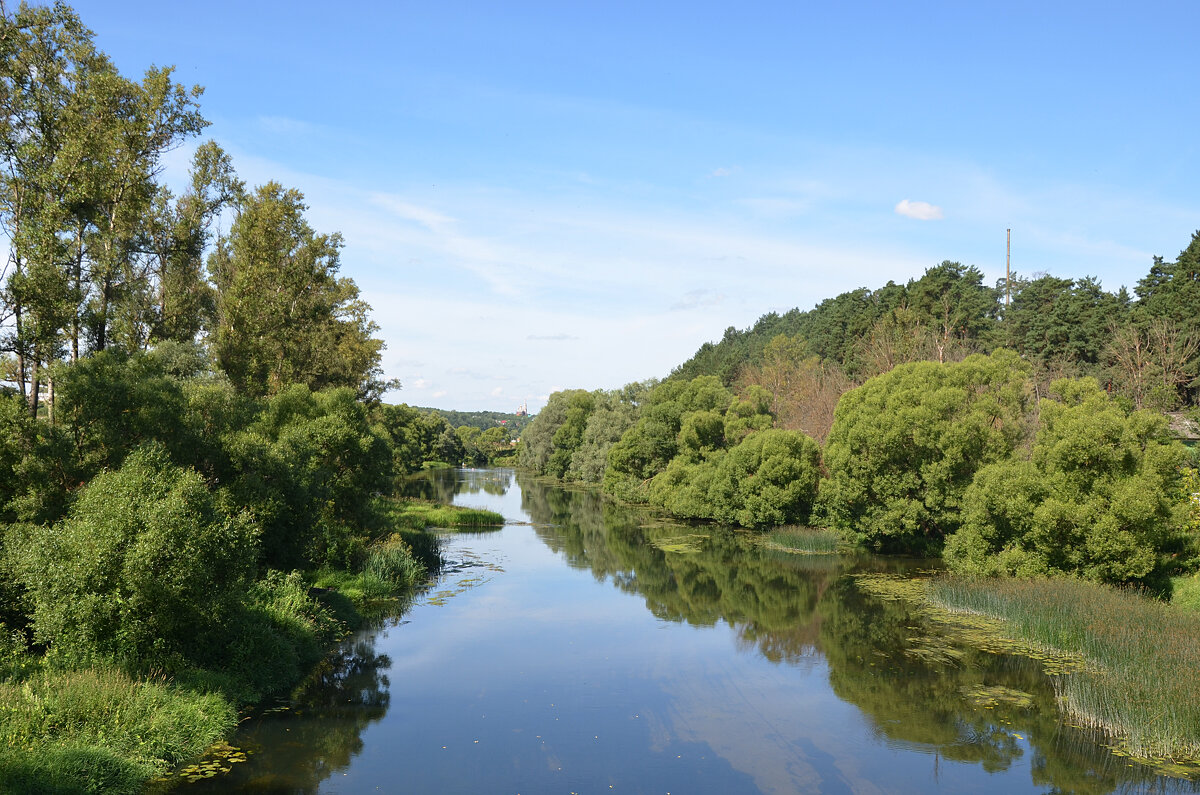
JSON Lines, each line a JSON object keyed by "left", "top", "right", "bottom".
{"left": 179, "top": 468, "right": 1199, "bottom": 794}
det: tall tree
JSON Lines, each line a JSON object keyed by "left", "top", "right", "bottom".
{"left": 209, "top": 182, "right": 384, "bottom": 399}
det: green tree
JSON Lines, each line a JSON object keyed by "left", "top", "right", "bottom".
{"left": 946, "top": 378, "right": 1189, "bottom": 586}
{"left": 208, "top": 182, "right": 384, "bottom": 399}
{"left": 9, "top": 444, "right": 258, "bottom": 668}
{"left": 820, "top": 350, "right": 1032, "bottom": 554}
{"left": 518, "top": 389, "right": 597, "bottom": 477}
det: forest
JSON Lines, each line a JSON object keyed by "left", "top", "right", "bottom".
{"left": 520, "top": 238, "right": 1200, "bottom": 591}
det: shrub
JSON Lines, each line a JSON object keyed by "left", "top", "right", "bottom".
{"left": 946, "top": 378, "right": 1189, "bottom": 585}
{"left": 819, "top": 350, "right": 1032, "bottom": 554}
{"left": 10, "top": 445, "right": 258, "bottom": 670}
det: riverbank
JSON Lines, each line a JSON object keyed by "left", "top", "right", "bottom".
{"left": 0, "top": 497, "right": 502, "bottom": 795}
{"left": 855, "top": 571, "right": 1200, "bottom": 769}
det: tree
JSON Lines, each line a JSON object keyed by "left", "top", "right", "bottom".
{"left": 208, "top": 182, "right": 385, "bottom": 399}
{"left": 946, "top": 378, "right": 1189, "bottom": 586}
{"left": 518, "top": 388, "right": 596, "bottom": 477}
{"left": 10, "top": 444, "right": 258, "bottom": 668}
{"left": 0, "top": 4, "right": 206, "bottom": 416}
{"left": 819, "top": 350, "right": 1032, "bottom": 554}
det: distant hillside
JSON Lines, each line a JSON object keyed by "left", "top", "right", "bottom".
{"left": 413, "top": 406, "right": 534, "bottom": 434}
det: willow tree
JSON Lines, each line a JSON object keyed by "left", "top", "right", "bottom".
{"left": 208, "top": 182, "right": 384, "bottom": 399}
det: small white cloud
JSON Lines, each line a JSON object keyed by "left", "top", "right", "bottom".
{"left": 411, "top": 378, "right": 429, "bottom": 389}
{"left": 527, "top": 333, "right": 578, "bottom": 341}
{"left": 895, "top": 199, "right": 944, "bottom": 221}
{"left": 711, "top": 166, "right": 737, "bottom": 177}
{"left": 432, "top": 390, "right": 447, "bottom": 398}
{"left": 490, "top": 387, "right": 504, "bottom": 397}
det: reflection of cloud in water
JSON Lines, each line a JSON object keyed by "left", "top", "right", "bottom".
{"left": 649, "top": 653, "right": 870, "bottom": 795}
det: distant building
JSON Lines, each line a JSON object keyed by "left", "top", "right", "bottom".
{"left": 516, "top": 401, "right": 528, "bottom": 417}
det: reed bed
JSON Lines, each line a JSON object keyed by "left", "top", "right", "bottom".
{"left": 929, "top": 577, "right": 1200, "bottom": 762}
{"left": 765, "top": 526, "right": 844, "bottom": 554}
{"left": 376, "top": 498, "right": 504, "bottom": 531}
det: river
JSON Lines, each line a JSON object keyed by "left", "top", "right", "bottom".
{"left": 176, "top": 467, "right": 1199, "bottom": 794}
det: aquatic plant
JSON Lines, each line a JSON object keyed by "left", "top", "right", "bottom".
{"left": 930, "top": 576, "right": 1200, "bottom": 762}
{"left": 765, "top": 526, "right": 843, "bottom": 554}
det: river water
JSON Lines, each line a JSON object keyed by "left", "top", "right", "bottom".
{"left": 178, "top": 468, "right": 1199, "bottom": 794}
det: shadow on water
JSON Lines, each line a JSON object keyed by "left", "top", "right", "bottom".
{"left": 170, "top": 468, "right": 1200, "bottom": 794}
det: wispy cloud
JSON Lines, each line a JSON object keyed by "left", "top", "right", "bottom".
{"left": 527, "top": 333, "right": 579, "bottom": 341}
{"left": 671, "top": 289, "right": 726, "bottom": 312}
{"left": 711, "top": 166, "right": 738, "bottom": 177}
{"left": 894, "top": 198, "right": 945, "bottom": 221}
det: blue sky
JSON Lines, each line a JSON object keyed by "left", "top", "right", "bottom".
{"left": 68, "top": 1, "right": 1200, "bottom": 411}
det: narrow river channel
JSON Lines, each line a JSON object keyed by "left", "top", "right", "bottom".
{"left": 176, "top": 468, "right": 1199, "bottom": 794}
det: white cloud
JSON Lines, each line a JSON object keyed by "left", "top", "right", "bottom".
{"left": 894, "top": 199, "right": 944, "bottom": 221}
{"left": 490, "top": 387, "right": 504, "bottom": 397}
{"left": 411, "top": 378, "right": 429, "bottom": 389}
{"left": 712, "top": 166, "right": 736, "bottom": 177}
{"left": 432, "top": 390, "right": 447, "bottom": 399}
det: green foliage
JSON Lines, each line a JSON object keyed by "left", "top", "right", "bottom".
{"left": 566, "top": 383, "right": 648, "bottom": 483}
{"left": 603, "top": 376, "right": 735, "bottom": 502}
{"left": 364, "top": 534, "right": 427, "bottom": 589}
{"left": 519, "top": 388, "right": 597, "bottom": 477}
{"left": 10, "top": 444, "right": 258, "bottom": 669}
{"left": 208, "top": 182, "right": 385, "bottom": 400}
{"left": 820, "top": 350, "right": 1032, "bottom": 554}
{"left": 647, "top": 429, "right": 821, "bottom": 528}
{"left": 946, "top": 378, "right": 1189, "bottom": 585}
{"left": 0, "top": 663, "right": 234, "bottom": 793}
{"left": 223, "top": 385, "right": 391, "bottom": 570}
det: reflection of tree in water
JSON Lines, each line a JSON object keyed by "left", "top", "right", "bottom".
{"left": 518, "top": 470, "right": 1198, "bottom": 794}
{"left": 177, "top": 637, "right": 394, "bottom": 794}
{"left": 397, "top": 468, "right": 513, "bottom": 502}
{"left": 517, "top": 470, "right": 842, "bottom": 665}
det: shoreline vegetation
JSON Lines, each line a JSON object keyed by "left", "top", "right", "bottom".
{"left": 854, "top": 572, "right": 1200, "bottom": 769}
{"left": 0, "top": 496, "right": 502, "bottom": 793}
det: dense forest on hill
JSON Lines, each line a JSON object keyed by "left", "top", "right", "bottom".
{"left": 671, "top": 240, "right": 1200, "bottom": 416}
{"left": 521, "top": 233, "right": 1200, "bottom": 593}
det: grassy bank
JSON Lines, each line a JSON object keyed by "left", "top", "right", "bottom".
{"left": 929, "top": 577, "right": 1200, "bottom": 763}
{"left": 0, "top": 498, "right": 479, "bottom": 794}
{"left": 375, "top": 497, "right": 504, "bottom": 531}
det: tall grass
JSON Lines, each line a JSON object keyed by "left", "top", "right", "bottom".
{"left": 930, "top": 577, "right": 1200, "bottom": 761}
{"left": 375, "top": 497, "right": 504, "bottom": 531}
{"left": 766, "top": 526, "right": 844, "bottom": 554}
{"left": 0, "top": 664, "right": 235, "bottom": 794}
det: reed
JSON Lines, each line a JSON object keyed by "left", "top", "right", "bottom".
{"left": 766, "top": 526, "right": 844, "bottom": 554}
{"left": 376, "top": 497, "right": 504, "bottom": 531}
{"left": 930, "top": 576, "right": 1200, "bottom": 762}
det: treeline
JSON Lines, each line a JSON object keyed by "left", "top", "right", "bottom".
{"left": 0, "top": 6, "right": 466, "bottom": 791}
{"left": 523, "top": 342, "right": 1200, "bottom": 593}
{"left": 673, "top": 239, "right": 1200, "bottom": 423}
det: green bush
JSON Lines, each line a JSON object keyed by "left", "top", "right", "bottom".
{"left": 365, "top": 534, "right": 427, "bottom": 589}
{"left": 946, "top": 378, "right": 1189, "bottom": 585}
{"left": 10, "top": 444, "right": 258, "bottom": 669}
{"left": 646, "top": 429, "right": 821, "bottom": 528}
{"left": 819, "top": 350, "right": 1032, "bottom": 554}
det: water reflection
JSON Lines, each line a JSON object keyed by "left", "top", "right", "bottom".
{"left": 178, "top": 637, "right": 393, "bottom": 793}
{"left": 512, "top": 470, "right": 1199, "bottom": 794}
{"left": 175, "top": 468, "right": 1200, "bottom": 794}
